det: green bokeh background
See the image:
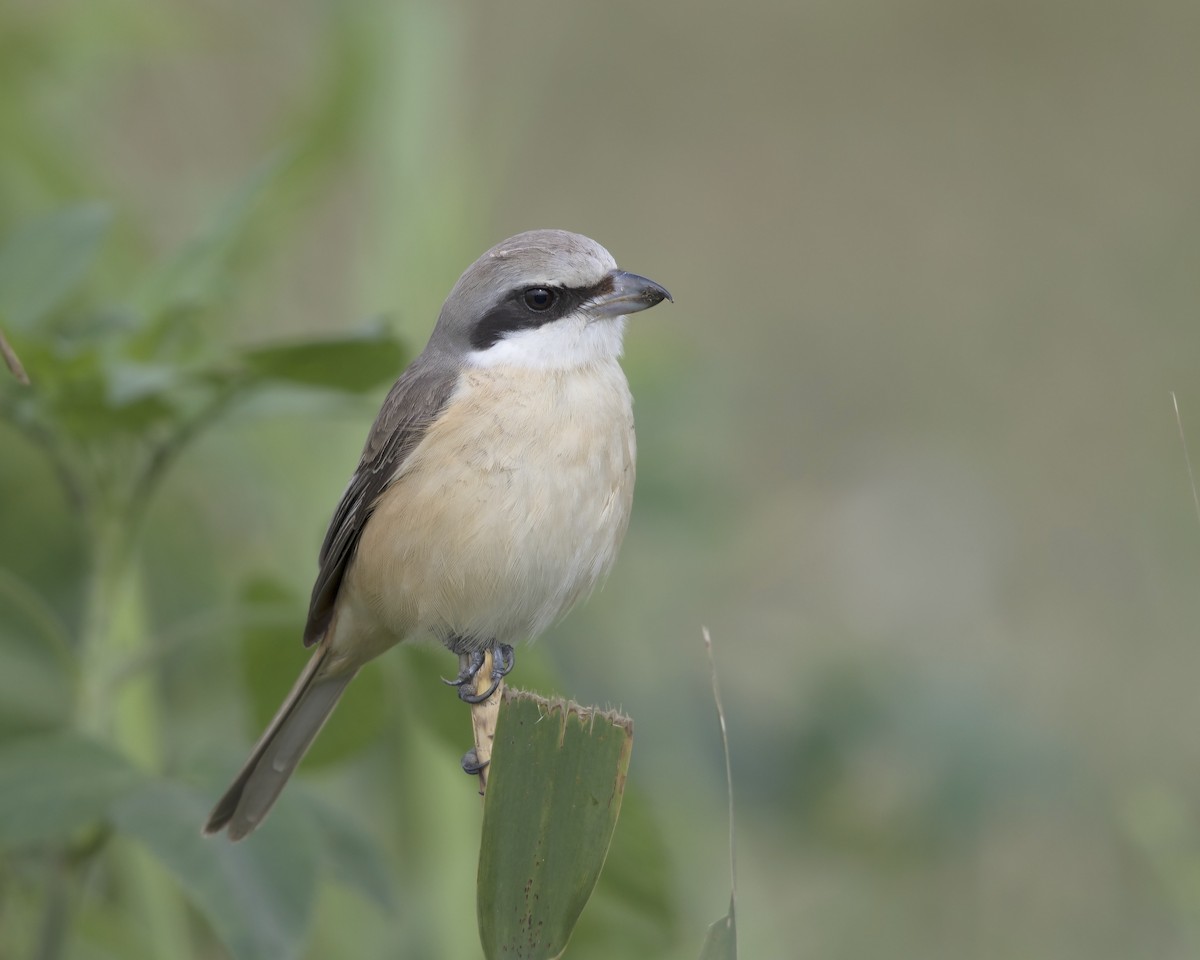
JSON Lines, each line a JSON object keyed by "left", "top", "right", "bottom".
{"left": 4, "top": 0, "right": 1200, "bottom": 957}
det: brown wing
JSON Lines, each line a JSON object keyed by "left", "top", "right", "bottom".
{"left": 302, "top": 356, "right": 458, "bottom": 646}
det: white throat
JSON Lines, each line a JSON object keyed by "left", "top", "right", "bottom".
{"left": 466, "top": 314, "right": 628, "bottom": 371}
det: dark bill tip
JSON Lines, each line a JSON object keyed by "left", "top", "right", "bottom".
{"left": 591, "top": 270, "right": 673, "bottom": 317}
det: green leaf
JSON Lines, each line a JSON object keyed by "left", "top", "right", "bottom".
{"left": 111, "top": 780, "right": 319, "bottom": 960}
{"left": 0, "top": 203, "right": 112, "bottom": 330}
{"left": 0, "top": 571, "right": 76, "bottom": 733}
{"left": 239, "top": 322, "right": 407, "bottom": 393}
{"left": 135, "top": 156, "right": 282, "bottom": 319}
{"left": 699, "top": 629, "right": 738, "bottom": 960}
{"left": 44, "top": 353, "right": 181, "bottom": 441}
{"left": 103, "top": 360, "right": 185, "bottom": 408}
{"left": 0, "top": 731, "right": 144, "bottom": 849}
{"left": 477, "top": 690, "right": 633, "bottom": 960}
{"left": 698, "top": 900, "right": 737, "bottom": 960}
{"left": 570, "top": 787, "right": 679, "bottom": 956}
{"left": 291, "top": 792, "right": 397, "bottom": 911}
{"left": 0, "top": 639, "right": 73, "bottom": 733}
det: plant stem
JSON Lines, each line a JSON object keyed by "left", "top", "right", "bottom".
{"left": 76, "top": 508, "right": 132, "bottom": 739}
{"left": 32, "top": 857, "right": 71, "bottom": 960}
{"left": 74, "top": 493, "right": 193, "bottom": 959}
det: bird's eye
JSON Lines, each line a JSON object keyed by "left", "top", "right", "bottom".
{"left": 523, "top": 287, "right": 555, "bottom": 311}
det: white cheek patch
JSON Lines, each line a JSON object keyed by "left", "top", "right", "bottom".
{"left": 466, "top": 314, "right": 627, "bottom": 371}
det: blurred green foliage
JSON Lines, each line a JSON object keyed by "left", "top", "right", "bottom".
{"left": 0, "top": 97, "right": 682, "bottom": 960}
{"left": 0, "top": 5, "right": 690, "bottom": 958}
{"left": 5, "top": 0, "right": 1200, "bottom": 958}
{"left": 0, "top": 184, "right": 412, "bottom": 960}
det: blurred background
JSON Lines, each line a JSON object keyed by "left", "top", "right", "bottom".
{"left": 3, "top": 0, "right": 1200, "bottom": 957}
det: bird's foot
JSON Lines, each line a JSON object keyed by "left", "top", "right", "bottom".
{"left": 442, "top": 649, "right": 485, "bottom": 690}
{"left": 460, "top": 747, "right": 489, "bottom": 776}
{"left": 441, "top": 642, "right": 514, "bottom": 704}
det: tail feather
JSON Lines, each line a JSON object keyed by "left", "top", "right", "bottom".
{"left": 204, "top": 646, "right": 356, "bottom": 840}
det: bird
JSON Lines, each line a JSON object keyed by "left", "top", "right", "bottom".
{"left": 204, "top": 229, "right": 671, "bottom": 840}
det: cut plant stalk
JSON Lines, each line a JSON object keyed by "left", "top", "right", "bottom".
{"left": 468, "top": 647, "right": 502, "bottom": 794}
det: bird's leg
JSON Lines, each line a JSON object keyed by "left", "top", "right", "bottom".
{"left": 461, "top": 647, "right": 498, "bottom": 786}
{"left": 443, "top": 639, "right": 516, "bottom": 792}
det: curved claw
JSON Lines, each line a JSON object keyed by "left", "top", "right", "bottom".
{"left": 459, "top": 675, "right": 501, "bottom": 704}
{"left": 442, "top": 650, "right": 485, "bottom": 688}
{"left": 494, "top": 643, "right": 515, "bottom": 678}
{"left": 444, "top": 643, "right": 516, "bottom": 702}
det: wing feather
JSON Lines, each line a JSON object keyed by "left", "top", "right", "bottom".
{"left": 302, "top": 357, "right": 458, "bottom": 646}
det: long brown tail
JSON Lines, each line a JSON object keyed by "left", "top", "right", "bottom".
{"left": 204, "top": 645, "right": 356, "bottom": 840}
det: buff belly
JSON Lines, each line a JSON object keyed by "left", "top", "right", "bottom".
{"left": 329, "top": 360, "right": 636, "bottom": 668}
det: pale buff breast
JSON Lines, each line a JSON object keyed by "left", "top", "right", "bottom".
{"left": 335, "top": 360, "right": 635, "bottom": 663}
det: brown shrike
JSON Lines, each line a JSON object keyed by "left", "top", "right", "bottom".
{"left": 204, "top": 230, "right": 670, "bottom": 839}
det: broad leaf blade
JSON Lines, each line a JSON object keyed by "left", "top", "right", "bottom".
{"left": 135, "top": 157, "right": 282, "bottom": 319}
{"left": 569, "top": 787, "right": 680, "bottom": 956}
{"left": 0, "top": 731, "right": 143, "bottom": 848}
{"left": 0, "top": 641, "right": 73, "bottom": 734}
{"left": 239, "top": 323, "right": 407, "bottom": 393}
{"left": 291, "top": 792, "right": 397, "bottom": 910}
{"left": 112, "top": 780, "right": 319, "bottom": 960}
{"left": 0, "top": 203, "right": 112, "bottom": 330}
{"left": 477, "top": 689, "right": 633, "bottom": 960}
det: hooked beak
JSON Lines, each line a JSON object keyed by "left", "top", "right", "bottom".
{"left": 589, "top": 270, "right": 673, "bottom": 319}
